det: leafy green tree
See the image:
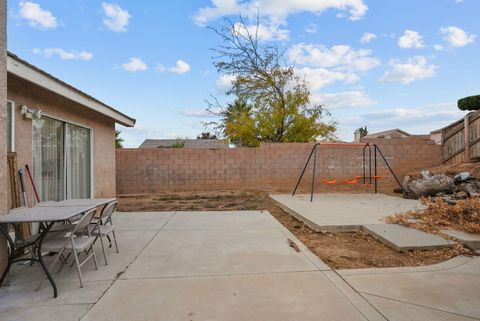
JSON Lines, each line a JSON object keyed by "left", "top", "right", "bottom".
{"left": 115, "top": 130, "right": 124, "bottom": 148}
{"left": 207, "top": 16, "right": 336, "bottom": 146}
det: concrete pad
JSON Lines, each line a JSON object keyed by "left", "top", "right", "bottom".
{"left": 114, "top": 211, "right": 175, "bottom": 230}
{"left": 46, "top": 230, "right": 157, "bottom": 282}
{"left": 82, "top": 272, "right": 370, "bottom": 321}
{"left": 0, "top": 304, "right": 91, "bottom": 321}
{"left": 342, "top": 257, "right": 480, "bottom": 319}
{"left": 442, "top": 230, "right": 480, "bottom": 250}
{"left": 322, "top": 271, "right": 386, "bottom": 321}
{"left": 165, "top": 210, "right": 282, "bottom": 230}
{"left": 123, "top": 228, "right": 318, "bottom": 278}
{"left": 271, "top": 194, "right": 424, "bottom": 231}
{"left": 364, "top": 294, "right": 476, "bottom": 321}
{"left": 0, "top": 277, "right": 111, "bottom": 308}
{"left": 363, "top": 224, "right": 453, "bottom": 251}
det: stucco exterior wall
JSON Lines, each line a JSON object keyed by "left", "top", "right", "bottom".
{"left": 7, "top": 73, "right": 116, "bottom": 203}
{"left": 0, "top": 0, "right": 8, "bottom": 270}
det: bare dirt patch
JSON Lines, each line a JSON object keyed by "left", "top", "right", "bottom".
{"left": 118, "top": 191, "right": 459, "bottom": 269}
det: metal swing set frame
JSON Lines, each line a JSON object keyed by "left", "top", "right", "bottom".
{"left": 292, "top": 143, "right": 404, "bottom": 202}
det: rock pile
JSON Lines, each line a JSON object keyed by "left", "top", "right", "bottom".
{"left": 403, "top": 171, "right": 480, "bottom": 203}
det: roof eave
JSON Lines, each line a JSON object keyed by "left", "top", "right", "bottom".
{"left": 7, "top": 53, "right": 136, "bottom": 127}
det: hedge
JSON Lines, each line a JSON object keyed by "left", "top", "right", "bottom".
{"left": 458, "top": 95, "right": 480, "bottom": 111}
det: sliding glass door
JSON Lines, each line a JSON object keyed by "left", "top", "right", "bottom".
{"left": 65, "top": 123, "right": 91, "bottom": 199}
{"left": 33, "top": 116, "right": 92, "bottom": 201}
{"left": 33, "top": 117, "right": 65, "bottom": 201}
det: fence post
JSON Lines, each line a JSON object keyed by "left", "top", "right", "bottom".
{"left": 464, "top": 114, "right": 470, "bottom": 163}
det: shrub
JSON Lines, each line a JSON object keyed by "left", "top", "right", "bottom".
{"left": 458, "top": 95, "right": 480, "bottom": 111}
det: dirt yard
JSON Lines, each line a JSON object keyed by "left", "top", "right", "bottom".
{"left": 118, "top": 191, "right": 459, "bottom": 269}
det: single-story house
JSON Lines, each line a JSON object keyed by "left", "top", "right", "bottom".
{"left": 139, "top": 138, "right": 228, "bottom": 149}
{"left": 6, "top": 52, "right": 135, "bottom": 205}
{"left": 362, "top": 128, "right": 412, "bottom": 139}
{"left": 358, "top": 128, "right": 437, "bottom": 144}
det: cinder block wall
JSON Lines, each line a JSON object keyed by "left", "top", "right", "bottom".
{"left": 116, "top": 138, "right": 442, "bottom": 195}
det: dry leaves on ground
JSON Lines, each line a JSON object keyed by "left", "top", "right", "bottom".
{"left": 386, "top": 197, "right": 480, "bottom": 255}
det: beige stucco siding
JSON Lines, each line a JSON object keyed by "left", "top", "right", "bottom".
{"left": 0, "top": 0, "right": 7, "bottom": 270}
{"left": 7, "top": 73, "right": 116, "bottom": 203}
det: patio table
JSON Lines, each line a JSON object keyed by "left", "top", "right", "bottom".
{"left": 0, "top": 205, "right": 96, "bottom": 298}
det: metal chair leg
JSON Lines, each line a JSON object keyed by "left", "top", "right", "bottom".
{"left": 98, "top": 234, "right": 108, "bottom": 265}
{"left": 91, "top": 244, "right": 98, "bottom": 271}
{"left": 112, "top": 230, "right": 119, "bottom": 254}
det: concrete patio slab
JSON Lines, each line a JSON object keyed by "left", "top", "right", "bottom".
{"left": 82, "top": 272, "right": 372, "bottom": 321}
{"left": 6, "top": 210, "right": 477, "bottom": 321}
{"left": 0, "top": 304, "right": 92, "bottom": 321}
{"left": 164, "top": 210, "right": 282, "bottom": 230}
{"left": 442, "top": 230, "right": 480, "bottom": 250}
{"left": 114, "top": 211, "right": 175, "bottom": 230}
{"left": 363, "top": 224, "right": 453, "bottom": 251}
{"left": 270, "top": 193, "right": 424, "bottom": 231}
{"left": 123, "top": 228, "right": 320, "bottom": 278}
{"left": 363, "top": 294, "right": 476, "bottom": 321}
{"left": 340, "top": 256, "right": 480, "bottom": 319}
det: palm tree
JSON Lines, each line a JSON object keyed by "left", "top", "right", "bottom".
{"left": 221, "top": 98, "right": 257, "bottom": 147}
{"left": 115, "top": 130, "right": 124, "bottom": 148}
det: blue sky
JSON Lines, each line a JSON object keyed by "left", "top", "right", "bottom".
{"left": 7, "top": 0, "right": 480, "bottom": 146}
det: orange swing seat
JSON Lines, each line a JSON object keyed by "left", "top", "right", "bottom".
{"left": 323, "top": 179, "right": 337, "bottom": 185}
{"left": 344, "top": 178, "right": 358, "bottom": 185}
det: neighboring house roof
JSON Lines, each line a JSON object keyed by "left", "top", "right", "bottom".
{"left": 7, "top": 52, "right": 135, "bottom": 127}
{"left": 363, "top": 128, "right": 411, "bottom": 139}
{"left": 139, "top": 139, "right": 229, "bottom": 149}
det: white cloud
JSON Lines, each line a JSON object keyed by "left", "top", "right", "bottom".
{"left": 311, "top": 91, "right": 375, "bottom": 109}
{"left": 216, "top": 74, "right": 237, "bottom": 92}
{"left": 33, "top": 48, "right": 93, "bottom": 61}
{"left": 380, "top": 56, "right": 437, "bottom": 84}
{"left": 102, "top": 3, "right": 131, "bottom": 32}
{"left": 296, "top": 67, "right": 359, "bottom": 90}
{"left": 440, "top": 26, "right": 476, "bottom": 47}
{"left": 360, "top": 105, "right": 465, "bottom": 127}
{"left": 169, "top": 60, "right": 191, "bottom": 74}
{"left": 121, "top": 57, "right": 148, "bottom": 72}
{"left": 233, "top": 21, "right": 289, "bottom": 41}
{"left": 434, "top": 44, "right": 444, "bottom": 51}
{"left": 288, "top": 43, "right": 380, "bottom": 72}
{"left": 398, "top": 30, "right": 425, "bottom": 49}
{"left": 18, "top": 1, "right": 57, "bottom": 29}
{"left": 338, "top": 103, "right": 467, "bottom": 140}
{"left": 360, "top": 32, "right": 376, "bottom": 44}
{"left": 179, "top": 109, "right": 215, "bottom": 118}
{"left": 194, "top": 0, "right": 368, "bottom": 26}
{"left": 454, "top": 0, "right": 464, "bottom": 4}
{"left": 305, "top": 23, "right": 317, "bottom": 34}
{"left": 157, "top": 60, "right": 191, "bottom": 75}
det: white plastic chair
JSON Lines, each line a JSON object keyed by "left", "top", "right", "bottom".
{"left": 38, "top": 208, "right": 99, "bottom": 288}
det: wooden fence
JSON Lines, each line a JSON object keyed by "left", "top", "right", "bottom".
{"left": 442, "top": 111, "right": 480, "bottom": 164}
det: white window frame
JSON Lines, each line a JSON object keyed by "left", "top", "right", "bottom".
{"left": 33, "top": 112, "right": 94, "bottom": 199}
{"left": 7, "top": 100, "right": 15, "bottom": 152}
